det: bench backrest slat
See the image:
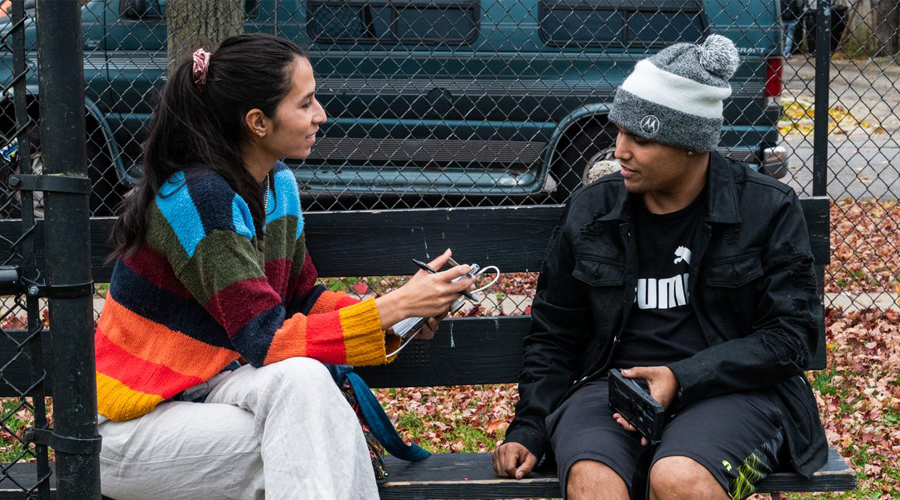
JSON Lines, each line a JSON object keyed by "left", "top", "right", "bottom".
{"left": 0, "top": 199, "right": 829, "bottom": 281}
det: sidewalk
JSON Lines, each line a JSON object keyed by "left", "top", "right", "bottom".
{"left": 824, "top": 292, "right": 899, "bottom": 312}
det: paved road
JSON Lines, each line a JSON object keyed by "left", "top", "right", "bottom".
{"left": 781, "top": 133, "right": 899, "bottom": 200}
{"left": 779, "top": 57, "right": 900, "bottom": 200}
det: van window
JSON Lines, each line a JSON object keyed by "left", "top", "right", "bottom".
{"left": 307, "top": 0, "right": 479, "bottom": 44}
{"left": 539, "top": 0, "right": 706, "bottom": 47}
{"left": 122, "top": 0, "right": 260, "bottom": 21}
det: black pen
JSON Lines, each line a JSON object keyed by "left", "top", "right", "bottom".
{"left": 412, "top": 258, "right": 477, "bottom": 301}
{"left": 412, "top": 259, "right": 436, "bottom": 274}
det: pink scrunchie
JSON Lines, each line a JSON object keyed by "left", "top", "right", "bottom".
{"left": 192, "top": 48, "right": 211, "bottom": 87}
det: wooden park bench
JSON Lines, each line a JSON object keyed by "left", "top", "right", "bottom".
{"left": 0, "top": 199, "right": 856, "bottom": 499}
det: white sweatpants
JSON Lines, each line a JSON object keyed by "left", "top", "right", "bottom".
{"left": 98, "top": 358, "right": 379, "bottom": 500}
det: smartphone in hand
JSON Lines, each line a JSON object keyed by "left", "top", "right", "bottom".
{"left": 608, "top": 368, "right": 666, "bottom": 446}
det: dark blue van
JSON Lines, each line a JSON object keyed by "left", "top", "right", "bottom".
{"left": 0, "top": 0, "right": 787, "bottom": 213}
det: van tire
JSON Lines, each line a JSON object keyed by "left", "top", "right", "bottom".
{"left": 554, "top": 122, "right": 616, "bottom": 200}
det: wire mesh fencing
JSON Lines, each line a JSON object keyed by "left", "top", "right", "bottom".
{"left": 2, "top": 0, "right": 896, "bottom": 337}
{"left": 0, "top": 0, "right": 899, "bottom": 494}
{"left": 78, "top": 0, "right": 792, "bottom": 318}
{"left": 776, "top": 0, "right": 900, "bottom": 315}
{"left": 0, "top": 1, "right": 53, "bottom": 498}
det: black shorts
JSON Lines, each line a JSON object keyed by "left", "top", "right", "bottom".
{"left": 546, "top": 379, "right": 785, "bottom": 500}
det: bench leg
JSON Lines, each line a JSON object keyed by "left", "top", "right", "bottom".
{"left": 771, "top": 492, "right": 784, "bottom": 500}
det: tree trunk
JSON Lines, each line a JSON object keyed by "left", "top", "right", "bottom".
{"left": 873, "top": 0, "right": 900, "bottom": 56}
{"left": 166, "top": 0, "right": 244, "bottom": 73}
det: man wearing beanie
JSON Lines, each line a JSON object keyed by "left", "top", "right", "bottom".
{"left": 493, "top": 35, "right": 827, "bottom": 500}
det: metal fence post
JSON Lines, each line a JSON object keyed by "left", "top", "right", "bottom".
{"left": 813, "top": 0, "right": 831, "bottom": 197}
{"left": 34, "top": 0, "right": 101, "bottom": 498}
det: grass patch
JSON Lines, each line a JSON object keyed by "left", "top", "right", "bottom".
{"left": 882, "top": 409, "right": 900, "bottom": 428}
{"left": 322, "top": 277, "right": 355, "bottom": 292}
{"left": 0, "top": 399, "right": 31, "bottom": 463}
{"left": 396, "top": 409, "right": 426, "bottom": 436}
{"left": 811, "top": 368, "right": 841, "bottom": 397}
{"left": 391, "top": 406, "right": 504, "bottom": 454}
{"left": 409, "top": 421, "right": 501, "bottom": 454}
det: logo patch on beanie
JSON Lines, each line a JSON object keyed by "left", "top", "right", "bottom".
{"left": 640, "top": 115, "right": 661, "bottom": 136}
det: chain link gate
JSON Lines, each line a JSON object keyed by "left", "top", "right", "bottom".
{"left": 0, "top": 0, "right": 53, "bottom": 497}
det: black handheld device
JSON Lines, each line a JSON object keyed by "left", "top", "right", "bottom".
{"left": 608, "top": 368, "right": 666, "bottom": 446}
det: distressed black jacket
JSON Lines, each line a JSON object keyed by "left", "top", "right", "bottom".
{"left": 505, "top": 151, "right": 828, "bottom": 477}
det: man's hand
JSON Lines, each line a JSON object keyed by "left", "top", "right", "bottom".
{"left": 492, "top": 442, "right": 538, "bottom": 479}
{"left": 612, "top": 366, "right": 680, "bottom": 446}
{"left": 622, "top": 366, "right": 679, "bottom": 409}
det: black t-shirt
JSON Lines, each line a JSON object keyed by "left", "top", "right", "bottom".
{"left": 611, "top": 191, "right": 709, "bottom": 369}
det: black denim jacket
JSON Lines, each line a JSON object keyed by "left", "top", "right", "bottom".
{"left": 504, "top": 152, "right": 828, "bottom": 477}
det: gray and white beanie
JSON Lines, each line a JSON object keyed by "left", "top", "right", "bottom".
{"left": 608, "top": 35, "right": 741, "bottom": 153}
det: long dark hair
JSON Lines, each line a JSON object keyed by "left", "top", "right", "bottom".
{"left": 110, "top": 33, "right": 308, "bottom": 260}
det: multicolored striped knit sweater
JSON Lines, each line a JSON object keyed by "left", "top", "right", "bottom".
{"left": 95, "top": 162, "right": 399, "bottom": 422}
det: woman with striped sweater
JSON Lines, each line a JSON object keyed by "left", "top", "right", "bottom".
{"left": 95, "top": 33, "right": 474, "bottom": 500}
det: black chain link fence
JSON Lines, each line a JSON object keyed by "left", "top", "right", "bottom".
{"left": 0, "top": 1, "right": 53, "bottom": 497}
{"left": 0, "top": 1, "right": 99, "bottom": 497}
{"left": 82, "top": 0, "right": 794, "bottom": 321}
{"left": 0, "top": 0, "right": 897, "bottom": 496}
{"left": 772, "top": 0, "right": 900, "bottom": 316}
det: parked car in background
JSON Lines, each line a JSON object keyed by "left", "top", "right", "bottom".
{"left": 0, "top": 0, "right": 787, "bottom": 214}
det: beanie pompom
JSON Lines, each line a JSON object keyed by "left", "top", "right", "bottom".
{"left": 699, "top": 34, "right": 740, "bottom": 80}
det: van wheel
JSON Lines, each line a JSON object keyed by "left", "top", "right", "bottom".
{"left": 553, "top": 122, "right": 616, "bottom": 200}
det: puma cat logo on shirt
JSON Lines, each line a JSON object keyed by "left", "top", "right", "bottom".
{"left": 673, "top": 246, "right": 691, "bottom": 265}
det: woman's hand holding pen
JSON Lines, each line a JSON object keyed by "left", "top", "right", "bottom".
{"left": 375, "top": 249, "right": 476, "bottom": 330}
